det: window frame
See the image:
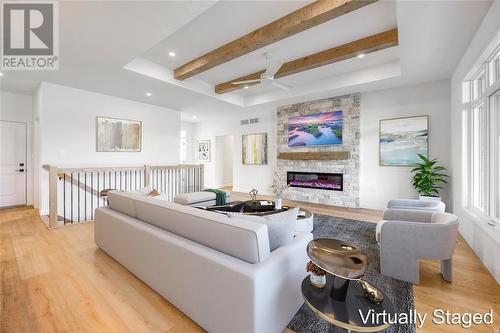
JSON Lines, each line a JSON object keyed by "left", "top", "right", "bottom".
{"left": 464, "top": 48, "right": 500, "bottom": 228}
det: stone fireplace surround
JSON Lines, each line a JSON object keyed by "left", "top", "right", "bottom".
{"left": 277, "top": 94, "right": 360, "bottom": 208}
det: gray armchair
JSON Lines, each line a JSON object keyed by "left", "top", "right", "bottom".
{"left": 387, "top": 199, "right": 445, "bottom": 213}
{"left": 376, "top": 209, "right": 459, "bottom": 284}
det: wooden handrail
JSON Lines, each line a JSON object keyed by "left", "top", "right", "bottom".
{"left": 43, "top": 164, "right": 202, "bottom": 173}
{"left": 150, "top": 164, "right": 203, "bottom": 170}
{"left": 58, "top": 172, "right": 100, "bottom": 197}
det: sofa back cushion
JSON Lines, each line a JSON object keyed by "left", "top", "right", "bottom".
{"left": 107, "top": 191, "right": 139, "bottom": 218}
{"left": 114, "top": 194, "right": 271, "bottom": 263}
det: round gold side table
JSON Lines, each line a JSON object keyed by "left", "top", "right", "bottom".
{"left": 302, "top": 238, "right": 395, "bottom": 332}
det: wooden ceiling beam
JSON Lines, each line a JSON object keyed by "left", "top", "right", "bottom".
{"left": 174, "top": 0, "right": 378, "bottom": 80}
{"left": 215, "top": 28, "right": 398, "bottom": 94}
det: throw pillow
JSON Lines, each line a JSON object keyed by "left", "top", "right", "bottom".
{"left": 148, "top": 189, "right": 160, "bottom": 197}
{"left": 228, "top": 208, "right": 299, "bottom": 251}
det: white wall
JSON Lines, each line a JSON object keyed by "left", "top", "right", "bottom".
{"left": 0, "top": 90, "right": 34, "bottom": 205}
{"left": 450, "top": 1, "right": 500, "bottom": 283}
{"left": 193, "top": 108, "right": 276, "bottom": 194}
{"left": 214, "top": 135, "right": 233, "bottom": 188}
{"left": 38, "top": 82, "right": 181, "bottom": 213}
{"left": 360, "top": 80, "right": 451, "bottom": 209}
{"left": 181, "top": 121, "right": 194, "bottom": 164}
{"left": 32, "top": 85, "right": 42, "bottom": 209}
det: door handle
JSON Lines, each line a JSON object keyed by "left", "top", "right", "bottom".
{"left": 16, "top": 169, "right": 25, "bottom": 172}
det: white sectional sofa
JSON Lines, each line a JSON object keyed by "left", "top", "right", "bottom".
{"left": 94, "top": 191, "right": 312, "bottom": 333}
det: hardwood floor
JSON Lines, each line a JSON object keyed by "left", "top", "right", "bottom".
{"left": 1, "top": 198, "right": 499, "bottom": 333}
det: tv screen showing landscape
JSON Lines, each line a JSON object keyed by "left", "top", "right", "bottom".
{"left": 288, "top": 111, "right": 343, "bottom": 147}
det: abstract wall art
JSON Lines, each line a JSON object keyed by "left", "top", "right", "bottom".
{"left": 96, "top": 117, "right": 141, "bottom": 152}
{"left": 242, "top": 133, "right": 268, "bottom": 165}
{"left": 379, "top": 115, "right": 428, "bottom": 166}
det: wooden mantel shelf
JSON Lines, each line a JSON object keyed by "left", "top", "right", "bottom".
{"left": 278, "top": 151, "right": 350, "bottom": 160}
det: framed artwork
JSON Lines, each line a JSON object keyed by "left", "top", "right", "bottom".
{"left": 197, "top": 140, "right": 211, "bottom": 162}
{"left": 96, "top": 117, "right": 141, "bottom": 152}
{"left": 288, "top": 111, "right": 343, "bottom": 147}
{"left": 242, "top": 133, "right": 268, "bottom": 165}
{"left": 379, "top": 115, "right": 428, "bottom": 166}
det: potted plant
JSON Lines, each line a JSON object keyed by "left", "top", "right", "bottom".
{"left": 267, "top": 171, "right": 290, "bottom": 209}
{"left": 306, "top": 261, "right": 327, "bottom": 288}
{"left": 411, "top": 154, "right": 450, "bottom": 201}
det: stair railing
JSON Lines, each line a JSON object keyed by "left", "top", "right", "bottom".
{"left": 42, "top": 164, "right": 204, "bottom": 228}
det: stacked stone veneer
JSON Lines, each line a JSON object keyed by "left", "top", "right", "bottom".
{"left": 277, "top": 94, "right": 360, "bottom": 208}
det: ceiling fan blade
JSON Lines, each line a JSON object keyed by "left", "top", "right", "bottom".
{"left": 232, "top": 79, "right": 261, "bottom": 85}
{"left": 271, "top": 80, "right": 293, "bottom": 90}
{"left": 265, "top": 59, "right": 283, "bottom": 77}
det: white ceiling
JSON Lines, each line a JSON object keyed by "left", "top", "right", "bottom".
{"left": 0, "top": 0, "right": 493, "bottom": 122}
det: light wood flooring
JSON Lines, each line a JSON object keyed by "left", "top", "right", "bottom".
{"left": 1, "top": 194, "right": 499, "bottom": 333}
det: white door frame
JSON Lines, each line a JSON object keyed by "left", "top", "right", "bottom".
{"left": 0, "top": 120, "right": 28, "bottom": 207}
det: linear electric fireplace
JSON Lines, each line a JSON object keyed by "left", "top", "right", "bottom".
{"left": 287, "top": 171, "right": 343, "bottom": 191}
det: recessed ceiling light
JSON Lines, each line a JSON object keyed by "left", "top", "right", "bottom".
{"left": 168, "top": 51, "right": 176, "bottom": 57}
{"left": 0, "top": 72, "right": 4, "bottom": 76}
{"left": 145, "top": 92, "right": 152, "bottom": 96}
{"left": 244, "top": 85, "right": 249, "bottom": 89}
{"left": 357, "top": 53, "right": 365, "bottom": 58}
{"left": 192, "top": 115, "right": 197, "bottom": 119}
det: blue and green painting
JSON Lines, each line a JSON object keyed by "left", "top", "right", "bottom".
{"left": 288, "top": 111, "right": 343, "bottom": 147}
{"left": 379, "top": 116, "right": 428, "bottom": 166}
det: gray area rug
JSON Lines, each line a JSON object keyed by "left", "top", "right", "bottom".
{"left": 287, "top": 214, "right": 416, "bottom": 333}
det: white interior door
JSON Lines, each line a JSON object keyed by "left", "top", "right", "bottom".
{"left": 0, "top": 121, "right": 27, "bottom": 207}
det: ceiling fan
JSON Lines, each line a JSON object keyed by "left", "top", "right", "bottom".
{"left": 231, "top": 53, "right": 293, "bottom": 90}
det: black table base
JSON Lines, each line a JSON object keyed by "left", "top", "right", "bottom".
{"left": 331, "top": 276, "right": 350, "bottom": 302}
{"left": 302, "top": 275, "right": 395, "bottom": 333}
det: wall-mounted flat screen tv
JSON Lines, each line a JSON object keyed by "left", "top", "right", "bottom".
{"left": 288, "top": 111, "right": 343, "bottom": 147}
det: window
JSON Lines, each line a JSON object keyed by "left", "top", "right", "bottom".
{"left": 473, "top": 70, "right": 486, "bottom": 100}
{"left": 469, "top": 103, "right": 486, "bottom": 212}
{"left": 464, "top": 44, "right": 500, "bottom": 227}
{"left": 489, "top": 90, "right": 500, "bottom": 220}
{"left": 488, "top": 47, "right": 500, "bottom": 86}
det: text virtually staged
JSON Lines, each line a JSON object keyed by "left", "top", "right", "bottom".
{"left": 0, "top": 0, "right": 499, "bottom": 333}
{"left": 358, "top": 309, "right": 495, "bottom": 329}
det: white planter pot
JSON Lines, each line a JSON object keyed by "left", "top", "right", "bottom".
{"left": 275, "top": 198, "right": 282, "bottom": 210}
{"left": 419, "top": 195, "right": 442, "bottom": 202}
{"left": 310, "top": 273, "right": 326, "bottom": 288}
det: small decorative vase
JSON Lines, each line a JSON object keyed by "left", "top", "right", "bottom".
{"left": 275, "top": 197, "right": 282, "bottom": 210}
{"left": 310, "top": 273, "right": 326, "bottom": 288}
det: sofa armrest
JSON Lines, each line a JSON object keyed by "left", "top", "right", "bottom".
{"left": 382, "top": 208, "right": 433, "bottom": 223}
{"left": 251, "top": 231, "right": 313, "bottom": 333}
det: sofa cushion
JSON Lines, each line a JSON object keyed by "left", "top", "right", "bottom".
{"left": 131, "top": 195, "right": 270, "bottom": 263}
{"left": 107, "top": 190, "right": 140, "bottom": 218}
{"left": 229, "top": 208, "right": 299, "bottom": 251}
{"left": 174, "top": 191, "right": 215, "bottom": 205}
{"left": 174, "top": 190, "right": 230, "bottom": 205}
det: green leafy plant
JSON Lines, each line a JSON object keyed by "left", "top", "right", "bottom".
{"left": 411, "top": 154, "right": 450, "bottom": 197}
